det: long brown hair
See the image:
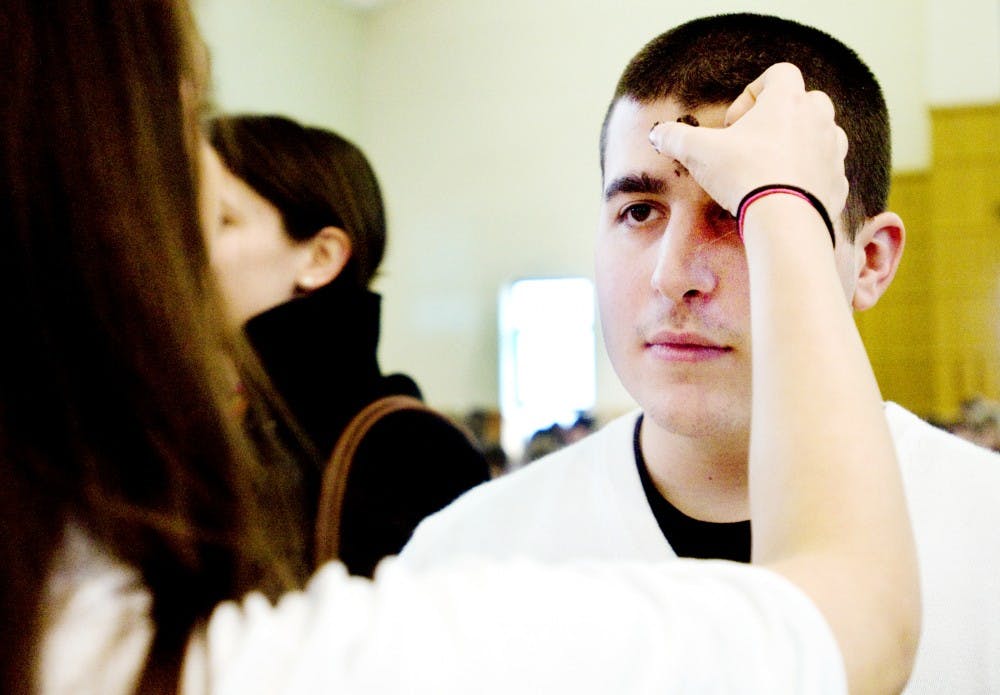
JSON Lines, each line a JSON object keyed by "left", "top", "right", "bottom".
{"left": 0, "top": 1, "right": 298, "bottom": 691}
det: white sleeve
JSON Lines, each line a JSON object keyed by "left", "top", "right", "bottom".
{"left": 37, "top": 527, "right": 153, "bottom": 695}
{"left": 189, "top": 557, "right": 846, "bottom": 695}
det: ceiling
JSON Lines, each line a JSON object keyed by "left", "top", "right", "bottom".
{"left": 336, "top": 0, "right": 401, "bottom": 9}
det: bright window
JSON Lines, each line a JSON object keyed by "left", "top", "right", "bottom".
{"left": 499, "top": 277, "right": 596, "bottom": 459}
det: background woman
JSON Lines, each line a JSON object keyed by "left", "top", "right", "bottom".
{"left": 207, "top": 115, "right": 491, "bottom": 576}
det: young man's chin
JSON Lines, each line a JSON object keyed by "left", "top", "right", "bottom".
{"left": 642, "top": 394, "right": 750, "bottom": 441}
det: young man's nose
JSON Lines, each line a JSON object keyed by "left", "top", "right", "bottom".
{"left": 649, "top": 212, "right": 718, "bottom": 301}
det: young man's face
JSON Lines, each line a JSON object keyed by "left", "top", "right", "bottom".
{"left": 596, "top": 97, "right": 858, "bottom": 440}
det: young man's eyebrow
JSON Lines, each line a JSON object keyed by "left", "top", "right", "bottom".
{"left": 603, "top": 172, "right": 668, "bottom": 201}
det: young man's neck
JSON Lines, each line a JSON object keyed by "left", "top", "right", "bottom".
{"left": 639, "top": 414, "right": 750, "bottom": 523}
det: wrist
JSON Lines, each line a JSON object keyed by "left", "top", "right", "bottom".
{"left": 739, "top": 195, "right": 839, "bottom": 265}
{"left": 736, "top": 184, "right": 836, "bottom": 248}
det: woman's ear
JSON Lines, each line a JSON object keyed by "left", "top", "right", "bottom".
{"left": 295, "top": 226, "right": 352, "bottom": 292}
{"left": 851, "top": 211, "right": 905, "bottom": 311}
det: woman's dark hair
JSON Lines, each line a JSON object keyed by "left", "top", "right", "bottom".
{"left": 0, "top": 1, "right": 299, "bottom": 691}
{"left": 208, "top": 115, "right": 387, "bottom": 288}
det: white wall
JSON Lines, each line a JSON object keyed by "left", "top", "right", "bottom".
{"left": 194, "top": 0, "right": 365, "bottom": 139}
{"left": 196, "top": 0, "right": 997, "bottom": 418}
{"left": 926, "top": 0, "right": 1000, "bottom": 104}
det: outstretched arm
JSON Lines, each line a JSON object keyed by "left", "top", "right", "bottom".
{"left": 651, "top": 63, "right": 920, "bottom": 695}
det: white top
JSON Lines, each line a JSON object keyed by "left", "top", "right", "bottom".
{"left": 402, "top": 403, "right": 1000, "bottom": 694}
{"left": 37, "top": 528, "right": 846, "bottom": 694}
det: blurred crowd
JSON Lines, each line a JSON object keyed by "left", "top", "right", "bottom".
{"left": 943, "top": 396, "right": 1000, "bottom": 453}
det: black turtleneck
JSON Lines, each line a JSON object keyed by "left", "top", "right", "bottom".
{"left": 244, "top": 275, "right": 491, "bottom": 576}
{"left": 245, "top": 274, "right": 413, "bottom": 456}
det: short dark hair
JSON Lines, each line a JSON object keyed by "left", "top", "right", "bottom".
{"left": 599, "top": 13, "right": 890, "bottom": 239}
{"left": 208, "top": 115, "right": 387, "bottom": 287}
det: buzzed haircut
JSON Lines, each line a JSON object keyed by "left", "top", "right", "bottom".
{"left": 600, "top": 13, "right": 890, "bottom": 239}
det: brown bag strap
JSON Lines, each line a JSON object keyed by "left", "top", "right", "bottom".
{"left": 314, "top": 395, "right": 433, "bottom": 567}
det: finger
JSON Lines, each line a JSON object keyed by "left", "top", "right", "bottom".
{"left": 760, "top": 62, "right": 806, "bottom": 92}
{"left": 723, "top": 87, "right": 755, "bottom": 127}
{"left": 804, "top": 89, "right": 836, "bottom": 124}
{"left": 724, "top": 62, "right": 805, "bottom": 126}
{"left": 648, "top": 120, "right": 702, "bottom": 163}
{"left": 835, "top": 125, "right": 849, "bottom": 160}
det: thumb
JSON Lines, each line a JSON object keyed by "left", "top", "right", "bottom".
{"left": 648, "top": 119, "right": 721, "bottom": 181}
{"left": 648, "top": 120, "right": 742, "bottom": 214}
{"left": 648, "top": 120, "right": 701, "bottom": 162}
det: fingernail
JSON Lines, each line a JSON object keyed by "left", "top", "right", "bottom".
{"left": 649, "top": 121, "right": 661, "bottom": 153}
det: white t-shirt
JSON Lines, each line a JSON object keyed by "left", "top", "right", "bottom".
{"left": 401, "top": 402, "right": 1000, "bottom": 694}
{"left": 38, "top": 528, "right": 846, "bottom": 694}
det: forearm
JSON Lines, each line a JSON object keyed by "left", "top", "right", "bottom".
{"left": 744, "top": 197, "right": 919, "bottom": 694}
{"left": 745, "top": 198, "right": 900, "bottom": 559}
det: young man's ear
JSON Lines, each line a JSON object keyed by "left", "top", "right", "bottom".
{"left": 851, "top": 211, "right": 905, "bottom": 311}
{"left": 296, "top": 226, "right": 352, "bottom": 292}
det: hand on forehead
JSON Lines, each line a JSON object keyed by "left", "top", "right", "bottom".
{"left": 648, "top": 63, "right": 848, "bottom": 219}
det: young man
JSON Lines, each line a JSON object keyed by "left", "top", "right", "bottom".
{"left": 402, "top": 14, "right": 1000, "bottom": 694}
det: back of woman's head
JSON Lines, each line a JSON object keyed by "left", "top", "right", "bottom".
{"left": 1, "top": 1, "right": 295, "bottom": 691}
{"left": 208, "top": 115, "right": 387, "bottom": 288}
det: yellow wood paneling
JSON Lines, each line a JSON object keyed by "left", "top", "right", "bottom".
{"left": 931, "top": 104, "right": 1000, "bottom": 162}
{"left": 929, "top": 104, "right": 1000, "bottom": 419}
{"left": 859, "top": 103, "right": 1000, "bottom": 421}
{"left": 858, "top": 171, "right": 936, "bottom": 415}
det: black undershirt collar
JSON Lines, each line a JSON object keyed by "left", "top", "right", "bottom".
{"left": 633, "top": 414, "right": 752, "bottom": 563}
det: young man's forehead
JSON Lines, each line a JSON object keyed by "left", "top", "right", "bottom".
{"left": 603, "top": 97, "right": 729, "bottom": 168}
{"left": 621, "top": 95, "right": 729, "bottom": 120}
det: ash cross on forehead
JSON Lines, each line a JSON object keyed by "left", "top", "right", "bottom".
{"left": 666, "top": 114, "right": 699, "bottom": 177}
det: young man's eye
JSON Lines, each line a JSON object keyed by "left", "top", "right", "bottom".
{"left": 621, "top": 203, "right": 657, "bottom": 224}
